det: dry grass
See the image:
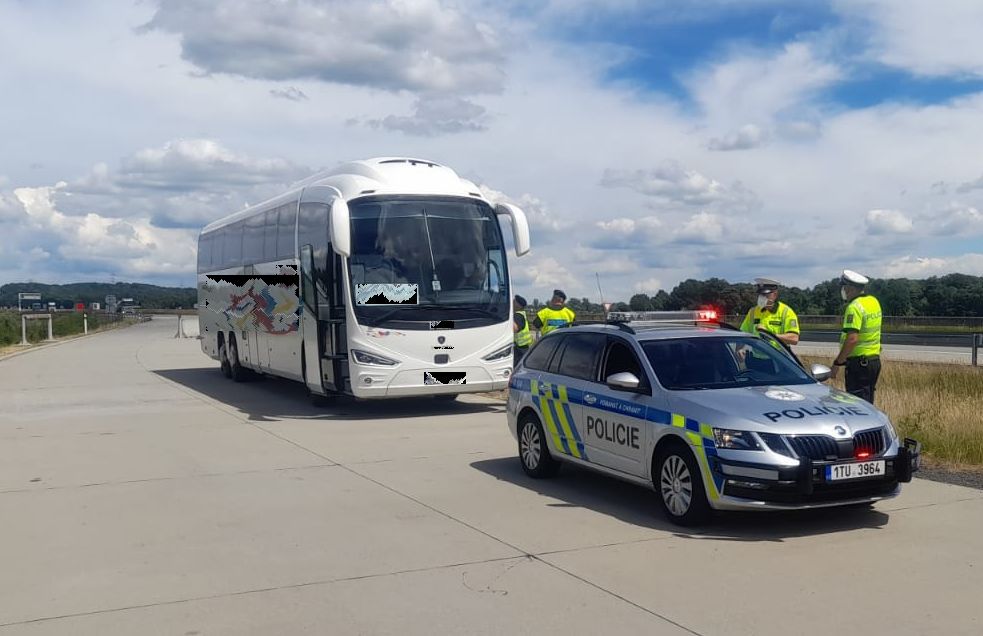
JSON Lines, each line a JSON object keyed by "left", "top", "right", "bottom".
{"left": 802, "top": 356, "right": 983, "bottom": 466}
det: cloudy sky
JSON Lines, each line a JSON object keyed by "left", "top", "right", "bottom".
{"left": 2, "top": 0, "right": 983, "bottom": 301}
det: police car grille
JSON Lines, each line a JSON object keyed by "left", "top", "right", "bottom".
{"left": 853, "top": 428, "right": 886, "bottom": 457}
{"left": 785, "top": 435, "right": 839, "bottom": 461}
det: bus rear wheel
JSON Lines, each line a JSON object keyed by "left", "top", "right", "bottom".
{"left": 228, "top": 334, "right": 247, "bottom": 383}
{"left": 218, "top": 336, "right": 232, "bottom": 378}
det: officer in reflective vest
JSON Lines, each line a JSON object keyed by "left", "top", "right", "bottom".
{"left": 739, "top": 277, "right": 800, "bottom": 346}
{"left": 513, "top": 295, "right": 532, "bottom": 366}
{"left": 831, "top": 269, "right": 883, "bottom": 404}
{"left": 532, "top": 289, "right": 576, "bottom": 337}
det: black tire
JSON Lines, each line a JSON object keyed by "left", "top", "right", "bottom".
{"left": 517, "top": 414, "right": 561, "bottom": 478}
{"left": 228, "top": 334, "right": 247, "bottom": 383}
{"left": 654, "top": 442, "right": 711, "bottom": 526}
{"left": 218, "top": 336, "right": 232, "bottom": 378}
{"left": 433, "top": 394, "right": 459, "bottom": 402}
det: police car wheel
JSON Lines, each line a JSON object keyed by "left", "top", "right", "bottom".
{"left": 218, "top": 337, "right": 232, "bottom": 378}
{"left": 518, "top": 415, "right": 560, "bottom": 478}
{"left": 655, "top": 445, "right": 710, "bottom": 526}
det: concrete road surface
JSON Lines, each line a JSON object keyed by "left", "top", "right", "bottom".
{"left": 1, "top": 318, "right": 981, "bottom": 635}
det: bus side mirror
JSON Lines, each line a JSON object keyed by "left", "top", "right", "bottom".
{"left": 495, "top": 203, "right": 530, "bottom": 257}
{"left": 330, "top": 198, "right": 351, "bottom": 257}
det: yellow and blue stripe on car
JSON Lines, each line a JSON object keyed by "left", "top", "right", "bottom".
{"left": 510, "top": 376, "right": 724, "bottom": 498}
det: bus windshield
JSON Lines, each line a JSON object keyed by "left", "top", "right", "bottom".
{"left": 348, "top": 196, "right": 509, "bottom": 328}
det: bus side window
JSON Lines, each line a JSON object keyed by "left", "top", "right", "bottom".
{"left": 244, "top": 215, "right": 264, "bottom": 264}
{"left": 277, "top": 204, "right": 295, "bottom": 260}
{"left": 224, "top": 222, "right": 243, "bottom": 269}
{"left": 197, "top": 234, "right": 212, "bottom": 273}
{"left": 263, "top": 209, "right": 278, "bottom": 262}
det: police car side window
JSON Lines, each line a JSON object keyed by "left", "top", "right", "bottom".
{"left": 522, "top": 335, "right": 562, "bottom": 371}
{"left": 603, "top": 339, "right": 644, "bottom": 382}
{"left": 555, "top": 333, "right": 605, "bottom": 381}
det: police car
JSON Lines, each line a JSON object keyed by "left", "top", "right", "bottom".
{"left": 506, "top": 311, "right": 921, "bottom": 526}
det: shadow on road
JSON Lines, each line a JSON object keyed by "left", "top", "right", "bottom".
{"left": 472, "top": 456, "right": 892, "bottom": 541}
{"left": 153, "top": 367, "right": 505, "bottom": 423}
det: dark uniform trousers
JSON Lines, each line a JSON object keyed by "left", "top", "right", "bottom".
{"left": 845, "top": 356, "right": 881, "bottom": 404}
{"left": 514, "top": 345, "right": 529, "bottom": 368}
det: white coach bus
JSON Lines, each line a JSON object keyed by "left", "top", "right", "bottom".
{"left": 197, "top": 157, "right": 531, "bottom": 400}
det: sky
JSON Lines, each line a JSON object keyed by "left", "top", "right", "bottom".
{"left": 2, "top": 0, "right": 983, "bottom": 303}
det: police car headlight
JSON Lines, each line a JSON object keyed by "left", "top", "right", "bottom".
{"left": 712, "top": 428, "right": 762, "bottom": 451}
{"left": 351, "top": 349, "right": 399, "bottom": 366}
{"left": 482, "top": 343, "right": 513, "bottom": 362}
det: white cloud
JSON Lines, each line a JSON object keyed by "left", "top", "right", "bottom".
{"left": 58, "top": 139, "right": 310, "bottom": 228}
{"left": 270, "top": 87, "right": 309, "bottom": 102}
{"left": 601, "top": 161, "right": 753, "bottom": 208}
{"left": 922, "top": 202, "right": 983, "bottom": 235}
{"left": 834, "top": 0, "right": 983, "bottom": 77}
{"left": 516, "top": 256, "right": 577, "bottom": 292}
{"left": 677, "top": 211, "right": 725, "bottom": 243}
{"left": 366, "top": 96, "right": 489, "bottom": 136}
{"left": 878, "top": 254, "right": 983, "bottom": 278}
{"left": 478, "top": 184, "right": 567, "bottom": 232}
{"left": 633, "top": 277, "right": 663, "bottom": 293}
{"left": 142, "top": 0, "right": 506, "bottom": 94}
{"left": 708, "top": 124, "right": 767, "bottom": 151}
{"left": 865, "top": 208, "right": 913, "bottom": 234}
{"left": 686, "top": 42, "right": 841, "bottom": 131}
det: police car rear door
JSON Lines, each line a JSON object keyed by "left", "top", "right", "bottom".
{"left": 580, "top": 336, "right": 658, "bottom": 477}
{"left": 537, "top": 332, "right": 604, "bottom": 464}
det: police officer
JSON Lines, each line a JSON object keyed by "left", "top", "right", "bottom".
{"left": 532, "top": 289, "right": 576, "bottom": 337}
{"left": 831, "top": 270, "right": 883, "bottom": 404}
{"left": 513, "top": 295, "right": 532, "bottom": 366}
{"left": 739, "top": 278, "right": 800, "bottom": 346}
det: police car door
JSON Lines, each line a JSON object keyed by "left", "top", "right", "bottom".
{"left": 580, "top": 336, "right": 656, "bottom": 477}
{"left": 537, "top": 333, "right": 604, "bottom": 464}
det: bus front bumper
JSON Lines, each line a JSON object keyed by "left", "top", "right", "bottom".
{"left": 349, "top": 364, "right": 512, "bottom": 398}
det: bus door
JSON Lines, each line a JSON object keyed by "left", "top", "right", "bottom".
{"left": 300, "top": 244, "right": 326, "bottom": 395}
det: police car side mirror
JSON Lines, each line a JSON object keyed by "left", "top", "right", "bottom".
{"left": 606, "top": 372, "right": 641, "bottom": 392}
{"left": 810, "top": 363, "right": 832, "bottom": 383}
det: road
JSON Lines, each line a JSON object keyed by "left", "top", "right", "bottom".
{"left": 795, "top": 340, "right": 975, "bottom": 365}
{"left": 1, "top": 318, "right": 981, "bottom": 635}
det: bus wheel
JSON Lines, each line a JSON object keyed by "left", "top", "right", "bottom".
{"left": 433, "top": 394, "right": 458, "bottom": 402}
{"left": 228, "top": 335, "right": 247, "bottom": 383}
{"left": 218, "top": 336, "right": 232, "bottom": 378}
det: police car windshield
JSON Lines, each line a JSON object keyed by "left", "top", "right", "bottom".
{"left": 641, "top": 336, "right": 814, "bottom": 391}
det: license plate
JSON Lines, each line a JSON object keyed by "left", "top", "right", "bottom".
{"left": 826, "top": 460, "right": 885, "bottom": 481}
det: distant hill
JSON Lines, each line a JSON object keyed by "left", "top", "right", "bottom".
{"left": 0, "top": 282, "right": 196, "bottom": 310}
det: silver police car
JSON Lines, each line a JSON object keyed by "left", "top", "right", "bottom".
{"left": 506, "top": 312, "right": 921, "bottom": 526}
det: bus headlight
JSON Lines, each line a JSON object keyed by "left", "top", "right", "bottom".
{"left": 351, "top": 349, "right": 399, "bottom": 366}
{"left": 482, "top": 343, "right": 513, "bottom": 362}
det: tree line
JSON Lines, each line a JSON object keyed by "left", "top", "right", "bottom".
{"left": 525, "top": 273, "right": 983, "bottom": 317}
{"left": 0, "top": 282, "right": 197, "bottom": 310}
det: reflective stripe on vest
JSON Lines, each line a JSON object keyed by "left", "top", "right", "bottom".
{"left": 537, "top": 306, "right": 575, "bottom": 336}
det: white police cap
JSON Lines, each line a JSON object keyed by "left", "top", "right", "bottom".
{"left": 753, "top": 277, "right": 781, "bottom": 288}
{"left": 840, "top": 269, "right": 869, "bottom": 286}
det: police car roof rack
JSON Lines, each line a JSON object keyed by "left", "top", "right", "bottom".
{"left": 605, "top": 310, "right": 721, "bottom": 330}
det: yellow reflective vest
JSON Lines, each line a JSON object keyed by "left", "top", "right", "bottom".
{"left": 740, "top": 301, "right": 800, "bottom": 337}
{"left": 514, "top": 312, "right": 532, "bottom": 347}
{"left": 537, "top": 306, "right": 576, "bottom": 336}
{"left": 841, "top": 295, "right": 882, "bottom": 357}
